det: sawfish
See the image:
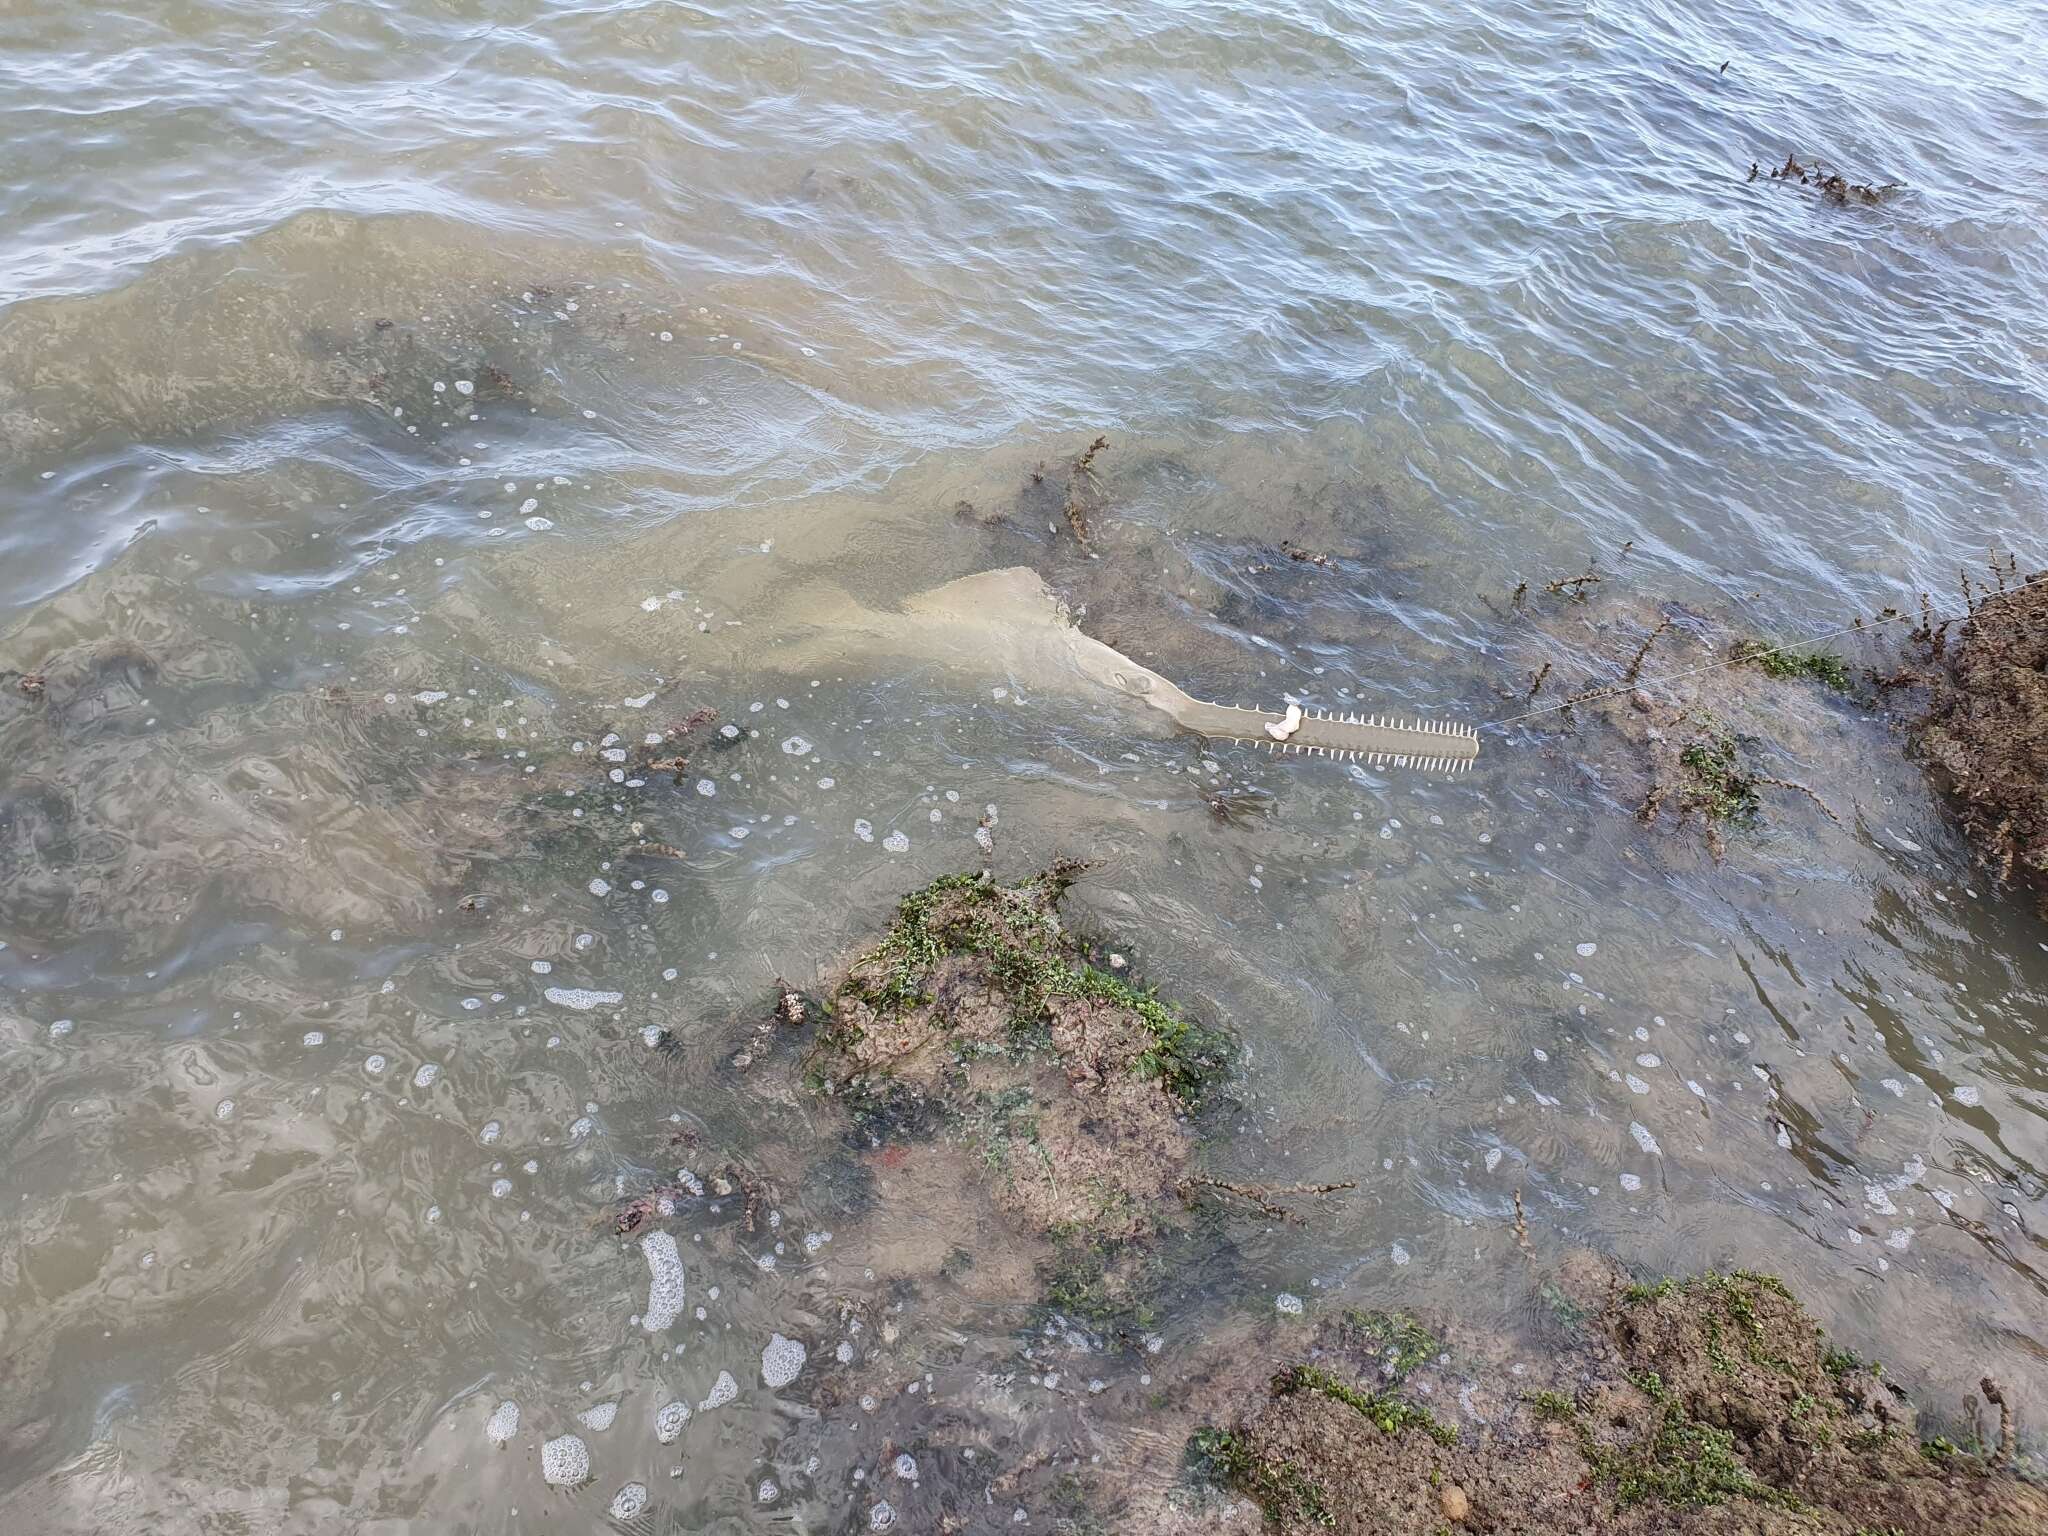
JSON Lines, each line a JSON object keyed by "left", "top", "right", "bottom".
{"left": 753, "top": 566, "right": 1479, "bottom": 774}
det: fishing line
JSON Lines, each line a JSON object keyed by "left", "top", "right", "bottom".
{"left": 1475, "top": 563, "right": 2046, "bottom": 733}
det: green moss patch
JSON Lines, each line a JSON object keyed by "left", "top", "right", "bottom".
{"left": 1734, "top": 638, "right": 1852, "bottom": 690}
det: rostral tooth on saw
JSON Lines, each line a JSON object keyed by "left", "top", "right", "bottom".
{"left": 1170, "top": 697, "right": 1481, "bottom": 771}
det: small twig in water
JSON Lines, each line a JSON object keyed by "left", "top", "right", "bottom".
{"left": 1981, "top": 1377, "right": 2013, "bottom": 1469}
{"left": 1511, "top": 581, "right": 1529, "bottom": 608}
{"left": 774, "top": 980, "right": 807, "bottom": 1027}
{"left": 1544, "top": 569, "right": 1602, "bottom": 599}
{"left": 1513, "top": 1187, "right": 1533, "bottom": 1256}
{"left": 1750, "top": 774, "right": 1839, "bottom": 824}
{"left": 1624, "top": 616, "right": 1674, "bottom": 684}
{"left": 1636, "top": 781, "right": 1669, "bottom": 825}
{"left": 1281, "top": 541, "right": 1331, "bottom": 567}
{"left": 1177, "top": 1174, "right": 1356, "bottom": 1223}
{"left": 666, "top": 707, "right": 718, "bottom": 739}
{"left": 1526, "top": 662, "right": 1553, "bottom": 699}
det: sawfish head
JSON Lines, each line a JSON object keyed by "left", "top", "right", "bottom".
{"left": 762, "top": 565, "right": 1189, "bottom": 712}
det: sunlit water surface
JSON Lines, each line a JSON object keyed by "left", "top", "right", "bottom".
{"left": 2, "top": 0, "right": 2046, "bottom": 1529}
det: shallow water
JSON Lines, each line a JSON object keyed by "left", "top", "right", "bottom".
{"left": 3, "top": 0, "right": 2047, "bottom": 1528}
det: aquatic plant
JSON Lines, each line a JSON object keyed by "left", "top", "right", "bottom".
{"left": 1733, "top": 638, "right": 1851, "bottom": 690}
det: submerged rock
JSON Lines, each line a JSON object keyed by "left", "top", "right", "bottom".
{"left": 806, "top": 868, "right": 1232, "bottom": 1243}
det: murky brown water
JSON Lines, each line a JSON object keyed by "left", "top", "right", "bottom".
{"left": 3, "top": 0, "right": 2046, "bottom": 1528}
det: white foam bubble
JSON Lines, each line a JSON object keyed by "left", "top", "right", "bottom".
{"left": 781, "top": 736, "right": 813, "bottom": 756}
{"left": 1953, "top": 1085, "right": 1982, "bottom": 1107}
{"left": 641, "top": 1231, "right": 685, "bottom": 1332}
{"left": 545, "top": 987, "right": 623, "bottom": 1011}
{"left": 699, "top": 1370, "right": 738, "bottom": 1411}
{"left": 540, "top": 1433, "right": 589, "bottom": 1485}
{"left": 486, "top": 1399, "right": 519, "bottom": 1443}
{"left": 609, "top": 1482, "right": 648, "bottom": 1519}
{"left": 655, "top": 1398, "right": 691, "bottom": 1443}
{"left": 413, "top": 1063, "right": 440, "bottom": 1089}
{"left": 882, "top": 831, "right": 910, "bottom": 854}
{"left": 302, "top": 1030, "right": 323, "bottom": 1047}
{"left": 870, "top": 1499, "right": 897, "bottom": 1530}
{"left": 1629, "top": 1122, "right": 1662, "bottom": 1155}
{"left": 854, "top": 819, "right": 874, "bottom": 843}
{"left": 577, "top": 1400, "right": 618, "bottom": 1432}
{"left": 1275, "top": 1292, "right": 1304, "bottom": 1315}
{"left": 761, "top": 1332, "right": 806, "bottom": 1389}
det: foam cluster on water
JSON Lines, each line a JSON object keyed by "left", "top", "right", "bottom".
{"left": 577, "top": 1400, "right": 617, "bottom": 1431}
{"left": 655, "top": 1398, "right": 691, "bottom": 1442}
{"left": 699, "top": 1370, "right": 738, "bottom": 1411}
{"left": 485, "top": 1399, "right": 519, "bottom": 1443}
{"left": 545, "top": 986, "right": 622, "bottom": 1011}
{"left": 540, "top": 1433, "right": 589, "bottom": 1485}
{"left": 641, "top": 1231, "right": 685, "bottom": 1331}
{"left": 761, "top": 1332, "right": 806, "bottom": 1389}
{"left": 609, "top": 1483, "right": 648, "bottom": 1519}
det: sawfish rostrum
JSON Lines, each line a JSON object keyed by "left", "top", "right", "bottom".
{"left": 758, "top": 567, "right": 1479, "bottom": 774}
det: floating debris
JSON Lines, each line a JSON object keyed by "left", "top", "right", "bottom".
{"left": 1751, "top": 152, "right": 1900, "bottom": 206}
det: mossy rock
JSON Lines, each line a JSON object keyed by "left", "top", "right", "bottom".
{"left": 806, "top": 869, "right": 1234, "bottom": 1243}
{"left": 1192, "top": 1270, "right": 2048, "bottom": 1534}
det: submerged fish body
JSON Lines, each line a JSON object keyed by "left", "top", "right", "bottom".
{"left": 760, "top": 566, "right": 1479, "bottom": 775}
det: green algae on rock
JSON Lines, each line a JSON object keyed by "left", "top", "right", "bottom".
{"left": 1192, "top": 1269, "right": 2048, "bottom": 1534}
{"left": 807, "top": 868, "right": 1233, "bottom": 1243}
